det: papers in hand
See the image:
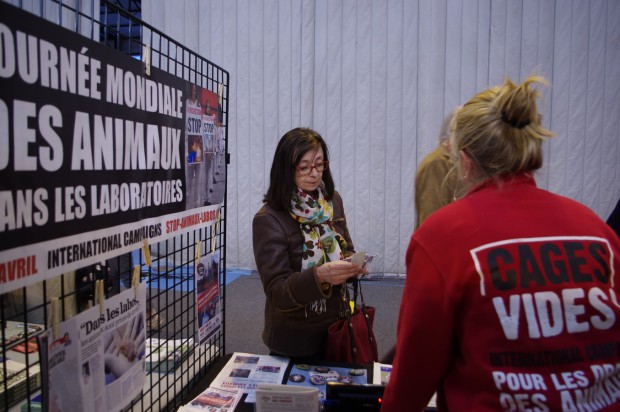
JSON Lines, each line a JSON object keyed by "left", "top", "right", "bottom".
{"left": 255, "top": 384, "right": 319, "bottom": 412}
{"left": 350, "top": 251, "right": 365, "bottom": 266}
{"left": 346, "top": 251, "right": 375, "bottom": 279}
{"left": 345, "top": 251, "right": 374, "bottom": 268}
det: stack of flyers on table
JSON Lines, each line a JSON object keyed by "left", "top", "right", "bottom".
{"left": 210, "top": 353, "right": 289, "bottom": 403}
{"left": 177, "top": 387, "right": 243, "bottom": 412}
{"left": 178, "top": 353, "right": 290, "bottom": 410}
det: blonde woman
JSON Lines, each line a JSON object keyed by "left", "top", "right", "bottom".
{"left": 383, "top": 77, "right": 620, "bottom": 411}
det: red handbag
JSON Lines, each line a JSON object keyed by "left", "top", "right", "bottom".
{"left": 325, "top": 279, "right": 378, "bottom": 364}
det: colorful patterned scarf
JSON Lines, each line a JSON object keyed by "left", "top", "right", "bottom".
{"left": 289, "top": 186, "right": 348, "bottom": 315}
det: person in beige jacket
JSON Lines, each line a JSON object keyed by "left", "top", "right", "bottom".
{"left": 382, "top": 112, "right": 459, "bottom": 365}
{"left": 414, "top": 111, "right": 458, "bottom": 230}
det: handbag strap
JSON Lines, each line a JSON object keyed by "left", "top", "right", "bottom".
{"left": 355, "top": 279, "right": 376, "bottom": 355}
{"left": 341, "top": 279, "right": 376, "bottom": 363}
{"left": 352, "top": 277, "right": 365, "bottom": 309}
{"left": 343, "top": 278, "right": 369, "bottom": 314}
{"left": 338, "top": 282, "right": 359, "bottom": 363}
{"left": 338, "top": 282, "right": 352, "bottom": 318}
{"left": 347, "top": 316, "right": 358, "bottom": 363}
{"left": 339, "top": 279, "right": 362, "bottom": 318}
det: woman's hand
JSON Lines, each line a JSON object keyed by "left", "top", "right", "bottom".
{"left": 315, "top": 260, "right": 369, "bottom": 285}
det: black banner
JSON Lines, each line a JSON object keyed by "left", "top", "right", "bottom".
{"left": 0, "top": 3, "right": 221, "bottom": 293}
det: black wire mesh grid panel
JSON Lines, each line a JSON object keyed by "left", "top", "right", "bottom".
{"left": 0, "top": 1, "right": 229, "bottom": 411}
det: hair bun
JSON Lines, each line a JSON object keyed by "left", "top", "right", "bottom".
{"left": 497, "top": 76, "right": 545, "bottom": 130}
{"left": 501, "top": 110, "right": 531, "bottom": 129}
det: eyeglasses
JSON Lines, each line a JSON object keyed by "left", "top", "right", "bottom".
{"left": 296, "top": 160, "right": 329, "bottom": 175}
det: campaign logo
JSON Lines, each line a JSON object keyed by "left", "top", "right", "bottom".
{"left": 470, "top": 236, "right": 617, "bottom": 340}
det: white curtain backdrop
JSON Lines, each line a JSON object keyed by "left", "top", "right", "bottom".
{"left": 143, "top": 0, "right": 620, "bottom": 275}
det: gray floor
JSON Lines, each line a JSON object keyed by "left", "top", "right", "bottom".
{"left": 223, "top": 272, "right": 404, "bottom": 360}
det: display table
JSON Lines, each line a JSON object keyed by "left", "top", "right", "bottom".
{"left": 180, "top": 353, "right": 380, "bottom": 411}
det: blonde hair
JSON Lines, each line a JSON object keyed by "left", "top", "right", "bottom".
{"left": 451, "top": 76, "right": 554, "bottom": 183}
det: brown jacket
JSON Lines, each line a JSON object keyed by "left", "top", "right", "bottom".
{"left": 252, "top": 191, "right": 355, "bottom": 358}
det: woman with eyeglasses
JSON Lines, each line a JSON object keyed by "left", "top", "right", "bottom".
{"left": 252, "top": 127, "right": 368, "bottom": 360}
{"left": 382, "top": 77, "right": 620, "bottom": 411}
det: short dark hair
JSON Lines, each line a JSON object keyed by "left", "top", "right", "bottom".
{"left": 264, "top": 127, "right": 335, "bottom": 210}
